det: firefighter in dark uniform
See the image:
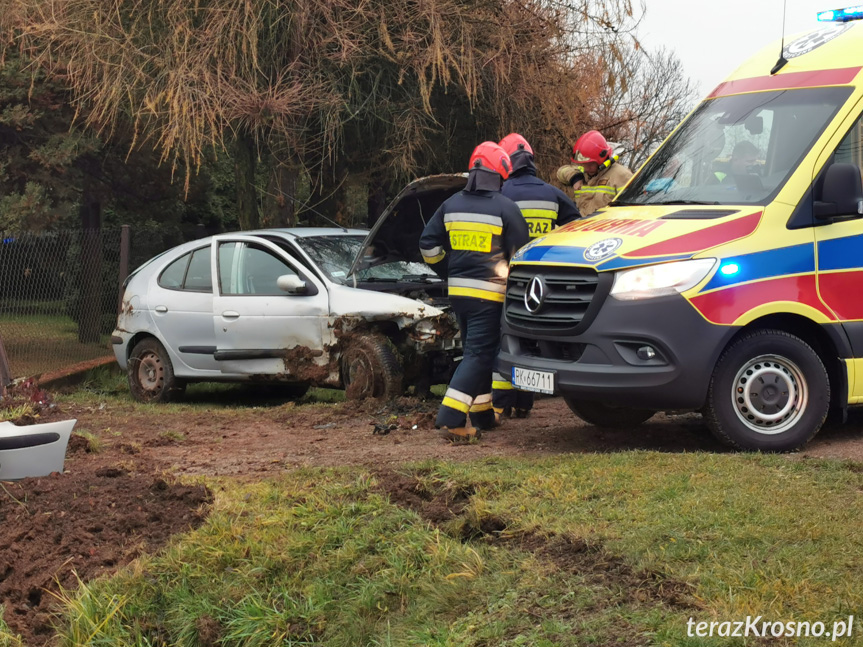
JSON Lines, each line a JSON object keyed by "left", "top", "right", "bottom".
{"left": 419, "top": 141, "right": 530, "bottom": 442}
{"left": 492, "top": 133, "right": 581, "bottom": 420}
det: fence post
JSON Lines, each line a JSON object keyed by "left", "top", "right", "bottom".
{"left": 118, "top": 224, "right": 130, "bottom": 312}
{"left": 78, "top": 200, "right": 102, "bottom": 343}
{"left": 0, "top": 333, "right": 11, "bottom": 396}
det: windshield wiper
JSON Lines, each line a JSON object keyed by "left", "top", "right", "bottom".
{"left": 360, "top": 277, "right": 398, "bottom": 282}
{"left": 650, "top": 200, "right": 721, "bottom": 205}
{"left": 401, "top": 274, "right": 441, "bottom": 283}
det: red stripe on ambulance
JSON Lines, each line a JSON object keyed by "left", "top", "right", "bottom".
{"left": 709, "top": 67, "right": 861, "bottom": 98}
{"left": 625, "top": 212, "right": 762, "bottom": 258}
{"left": 689, "top": 274, "right": 835, "bottom": 324}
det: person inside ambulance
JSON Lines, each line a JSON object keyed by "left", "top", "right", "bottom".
{"left": 419, "top": 142, "right": 530, "bottom": 443}
{"left": 492, "top": 132, "right": 580, "bottom": 420}
{"left": 556, "top": 130, "right": 633, "bottom": 215}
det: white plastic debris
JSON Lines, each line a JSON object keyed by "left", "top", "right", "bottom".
{"left": 0, "top": 419, "right": 77, "bottom": 480}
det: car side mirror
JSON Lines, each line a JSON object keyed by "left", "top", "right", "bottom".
{"left": 815, "top": 163, "right": 863, "bottom": 220}
{"left": 277, "top": 274, "right": 307, "bottom": 294}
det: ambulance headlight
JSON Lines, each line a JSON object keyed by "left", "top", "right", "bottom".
{"left": 610, "top": 259, "right": 716, "bottom": 301}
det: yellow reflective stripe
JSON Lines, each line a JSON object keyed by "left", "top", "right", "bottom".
{"left": 492, "top": 380, "right": 513, "bottom": 390}
{"left": 470, "top": 401, "right": 493, "bottom": 412}
{"left": 445, "top": 222, "right": 503, "bottom": 234}
{"left": 424, "top": 253, "right": 445, "bottom": 264}
{"left": 442, "top": 396, "right": 471, "bottom": 413}
{"left": 449, "top": 278, "right": 505, "bottom": 292}
{"left": 449, "top": 286, "right": 506, "bottom": 302}
{"left": 574, "top": 186, "right": 617, "bottom": 196}
{"left": 516, "top": 200, "right": 559, "bottom": 212}
{"left": 474, "top": 393, "right": 492, "bottom": 405}
{"left": 521, "top": 208, "right": 558, "bottom": 221}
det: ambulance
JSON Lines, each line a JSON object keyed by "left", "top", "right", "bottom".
{"left": 496, "top": 8, "right": 863, "bottom": 451}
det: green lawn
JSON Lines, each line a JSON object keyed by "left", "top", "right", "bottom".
{"left": 0, "top": 312, "right": 112, "bottom": 378}
{"left": 6, "top": 451, "right": 862, "bottom": 646}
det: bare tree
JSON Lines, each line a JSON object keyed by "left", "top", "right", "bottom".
{"left": 594, "top": 43, "right": 698, "bottom": 170}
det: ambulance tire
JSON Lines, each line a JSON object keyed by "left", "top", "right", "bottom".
{"left": 341, "top": 335, "right": 403, "bottom": 400}
{"left": 564, "top": 398, "right": 656, "bottom": 428}
{"left": 704, "top": 329, "right": 830, "bottom": 452}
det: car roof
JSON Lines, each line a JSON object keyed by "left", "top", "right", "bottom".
{"left": 241, "top": 227, "right": 369, "bottom": 238}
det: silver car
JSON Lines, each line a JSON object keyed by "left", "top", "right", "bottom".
{"left": 112, "top": 175, "right": 467, "bottom": 402}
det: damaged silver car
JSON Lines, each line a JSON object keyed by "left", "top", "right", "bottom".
{"left": 112, "top": 174, "right": 467, "bottom": 402}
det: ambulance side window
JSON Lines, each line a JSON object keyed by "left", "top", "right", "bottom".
{"left": 834, "top": 112, "right": 863, "bottom": 185}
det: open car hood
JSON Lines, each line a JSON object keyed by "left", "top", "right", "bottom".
{"left": 348, "top": 174, "right": 467, "bottom": 278}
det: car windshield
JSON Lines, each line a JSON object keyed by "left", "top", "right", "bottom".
{"left": 617, "top": 87, "right": 853, "bottom": 206}
{"left": 295, "top": 235, "right": 440, "bottom": 283}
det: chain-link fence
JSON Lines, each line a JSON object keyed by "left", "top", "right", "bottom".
{"left": 0, "top": 227, "right": 129, "bottom": 379}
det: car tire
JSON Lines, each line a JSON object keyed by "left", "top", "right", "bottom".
{"left": 704, "top": 329, "right": 830, "bottom": 452}
{"left": 127, "top": 338, "right": 185, "bottom": 403}
{"left": 341, "top": 335, "right": 403, "bottom": 400}
{"left": 565, "top": 398, "right": 656, "bottom": 428}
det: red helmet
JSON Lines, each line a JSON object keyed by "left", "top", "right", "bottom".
{"left": 572, "top": 130, "right": 612, "bottom": 165}
{"left": 469, "top": 141, "right": 511, "bottom": 180}
{"left": 499, "top": 133, "right": 534, "bottom": 157}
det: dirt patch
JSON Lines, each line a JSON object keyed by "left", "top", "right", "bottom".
{"left": 0, "top": 453, "right": 212, "bottom": 647}
{"left": 376, "top": 468, "right": 699, "bottom": 643}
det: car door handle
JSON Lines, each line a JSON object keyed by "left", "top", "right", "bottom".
{"left": 154, "top": 305, "right": 168, "bottom": 313}
{"left": 221, "top": 311, "right": 240, "bottom": 319}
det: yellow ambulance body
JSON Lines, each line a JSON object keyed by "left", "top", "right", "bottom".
{"left": 497, "top": 17, "right": 863, "bottom": 450}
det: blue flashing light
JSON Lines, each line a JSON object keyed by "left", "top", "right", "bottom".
{"left": 719, "top": 262, "right": 740, "bottom": 276}
{"left": 818, "top": 5, "right": 863, "bottom": 21}
{"left": 2, "top": 237, "right": 14, "bottom": 244}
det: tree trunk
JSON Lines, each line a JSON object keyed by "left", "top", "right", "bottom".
{"left": 78, "top": 191, "right": 102, "bottom": 343}
{"left": 263, "top": 162, "right": 297, "bottom": 227}
{"left": 367, "top": 172, "right": 389, "bottom": 228}
{"left": 234, "top": 133, "right": 259, "bottom": 230}
{"left": 303, "top": 159, "right": 349, "bottom": 226}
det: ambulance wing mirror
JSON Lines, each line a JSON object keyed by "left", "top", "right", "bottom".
{"left": 815, "top": 163, "right": 863, "bottom": 220}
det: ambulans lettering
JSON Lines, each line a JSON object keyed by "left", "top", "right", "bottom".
{"left": 566, "top": 218, "right": 667, "bottom": 237}
{"left": 784, "top": 23, "right": 852, "bottom": 58}
{"left": 450, "top": 231, "right": 492, "bottom": 252}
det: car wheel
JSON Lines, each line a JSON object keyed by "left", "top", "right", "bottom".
{"left": 127, "top": 338, "right": 185, "bottom": 403}
{"left": 564, "top": 398, "right": 656, "bottom": 428}
{"left": 704, "top": 329, "right": 829, "bottom": 451}
{"left": 341, "top": 335, "right": 403, "bottom": 400}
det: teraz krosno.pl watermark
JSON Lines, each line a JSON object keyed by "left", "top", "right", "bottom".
{"left": 686, "top": 616, "right": 854, "bottom": 640}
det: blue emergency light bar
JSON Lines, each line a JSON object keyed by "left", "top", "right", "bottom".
{"left": 817, "top": 5, "right": 863, "bottom": 21}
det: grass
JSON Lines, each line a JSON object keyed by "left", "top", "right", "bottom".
{"left": 0, "top": 312, "right": 112, "bottom": 378}
{"left": 47, "top": 455, "right": 863, "bottom": 646}
{"left": 0, "top": 608, "right": 23, "bottom": 647}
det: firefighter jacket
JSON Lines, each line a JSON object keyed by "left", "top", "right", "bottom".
{"left": 502, "top": 164, "right": 581, "bottom": 238}
{"left": 419, "top": 184, "right": 529, "bottom": 302}
{"left": 559, "top": 160, "right": 633, "bottom": 216}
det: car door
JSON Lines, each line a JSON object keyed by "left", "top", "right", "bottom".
{"left": 814, "top": 106, "right": 863, "bottom": 328}
{"left": 149, "top": 244, "right": 220, "bottom": 373}
{"left": 211, "top": 235, "right": 329, "bottom": 378}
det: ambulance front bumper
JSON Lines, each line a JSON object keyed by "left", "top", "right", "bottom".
{"left": 495, "top": 293, "right": 738, "bottom": 410}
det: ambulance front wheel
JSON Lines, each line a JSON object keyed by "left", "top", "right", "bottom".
{"left": 704, "top": 329, "right": 830, "bottom": 452}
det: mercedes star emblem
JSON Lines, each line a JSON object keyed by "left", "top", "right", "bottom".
{"left": 524, "top": 276, "right": 545, "bottom": 313}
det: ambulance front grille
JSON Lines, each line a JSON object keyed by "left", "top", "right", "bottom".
{"left": 505, "top": 265, "right": 601, "bottom": 333}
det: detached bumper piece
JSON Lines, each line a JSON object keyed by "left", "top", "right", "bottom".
{"left": 0, "top": 419, "right": 77, "bottom": 480}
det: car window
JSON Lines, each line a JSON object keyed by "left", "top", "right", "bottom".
{"left": 834, "top": 110, "right": 863, "bottom": 177}
{"left": 218, "top": 242, "right": 297, "bottom": 295}
{"left": 184, "top": 247, "right": 213, "bottom": 292}
{"left": 158, "top": 253, "right": 190, "bottom": 289}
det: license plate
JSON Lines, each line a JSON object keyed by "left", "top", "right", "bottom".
{"left": 512, "top": 367, "right": 555, "bottom": 394}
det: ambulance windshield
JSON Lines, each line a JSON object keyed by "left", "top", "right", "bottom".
{"left": 617, "top": 87, "right": 853, "bottom": 206}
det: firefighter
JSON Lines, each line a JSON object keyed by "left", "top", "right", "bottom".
{"left": 556, "top": 130, "right": 633, "bottom": 215}
{"left": 492, "top": 133, "right": 581, "bottom": 420}
{"left": 419, "top": 142, "right": 530, "bottom": 443}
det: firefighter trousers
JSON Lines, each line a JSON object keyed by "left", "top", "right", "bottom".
{"left": 435, "top": 298, "right": 501, "bottom": 430}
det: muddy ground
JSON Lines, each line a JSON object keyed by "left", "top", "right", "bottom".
{"left": 3, "top": 388, "right": 863, "bottom": 645}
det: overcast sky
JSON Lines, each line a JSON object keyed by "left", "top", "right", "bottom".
{"left": 638, "top": 0, "right": 830, "bottom": 95}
